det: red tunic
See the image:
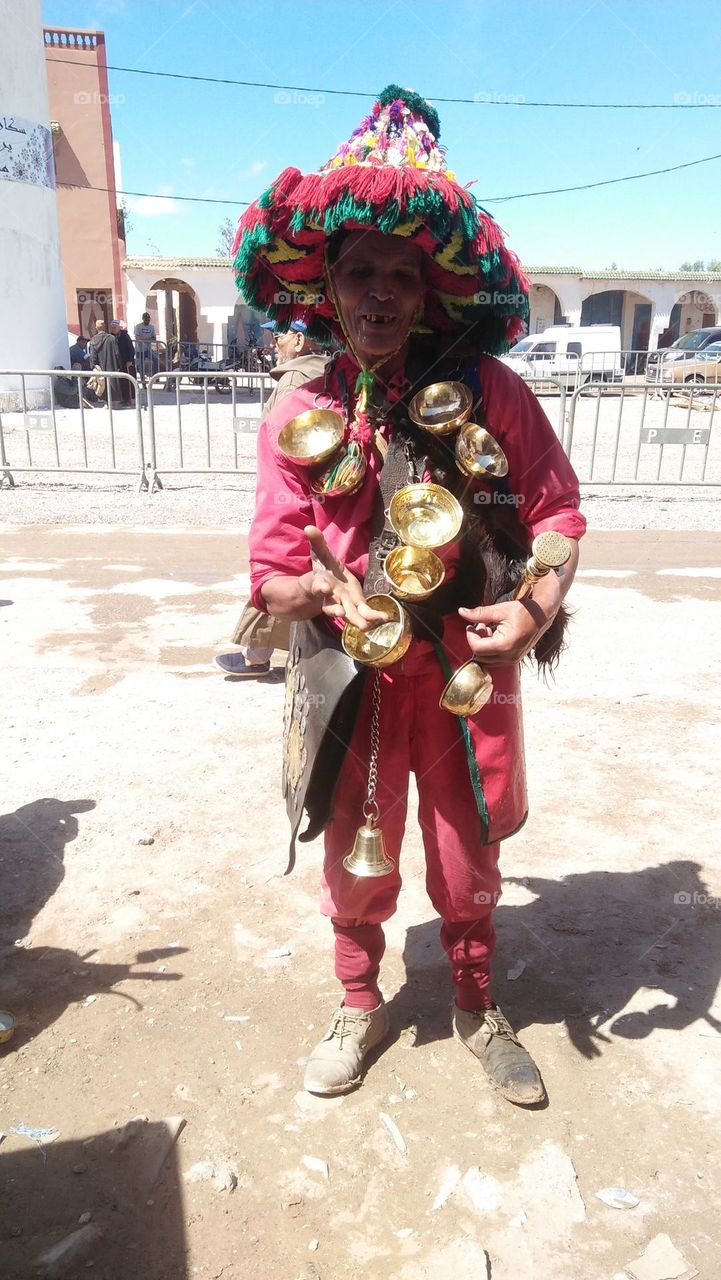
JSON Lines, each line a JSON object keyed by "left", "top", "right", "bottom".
{"left": 248, "top": 353, "right": 586, "bottom": 843}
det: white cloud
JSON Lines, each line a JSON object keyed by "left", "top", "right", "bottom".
{"left": 179, "top": 157, "right": 195, "bottom": 169}
{"left": 248, "top": 160, "right": 268, "bottom": 177}
{"left": 127, "top": 194, "right": 184, "bottom": 217}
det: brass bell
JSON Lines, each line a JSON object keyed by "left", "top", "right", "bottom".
{"left": 342, "top": 819, "right": 395, "bottom": 878}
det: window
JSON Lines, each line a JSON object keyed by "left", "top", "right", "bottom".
{"left": 528, "top": 341, "right": 556, "bottom": 360}
{"left": 567, "top": 342, "right": 582, "bottom": 357}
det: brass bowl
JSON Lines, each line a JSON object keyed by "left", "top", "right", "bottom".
{"left": 383, "top": 545, "right": 446, "bottom": 601}
{"left": 440, "top": 660, "right": 494, "bottom": 716}
{"left": 408, "top": 381, "right": 473, "bottom": 436}
{"left": 388, "top": 483, "right": 464, "bottom": 550}
{"left": 278, "top": 409, "right": 345, "bottom": 468}
{"left": 455, "top": 422, "right": 509, "bottom": 479}
{"left": 342, "top": 594, "right": 411, "bottom": 668}
{"left": 531, "top": 530, "right": 572, "bottom": 569}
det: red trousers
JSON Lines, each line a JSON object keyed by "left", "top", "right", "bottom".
{"left": 322, "top": 637, "right": 502, "bottom": 1011}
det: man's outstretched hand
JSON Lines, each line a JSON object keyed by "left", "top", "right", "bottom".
{"left": 303, "top": 526, "right": 389, "bottom": 630}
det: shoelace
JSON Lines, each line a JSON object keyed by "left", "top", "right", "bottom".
{"left": 484, "top": 1011, "right": 519, "bottom": 1043}
{"left": 325, "top": 1009, "right": 364, "bottom": 1049}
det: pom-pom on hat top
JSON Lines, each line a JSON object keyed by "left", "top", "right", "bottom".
{"left": 233, "top": 85, "right": 529, "bottom": 351}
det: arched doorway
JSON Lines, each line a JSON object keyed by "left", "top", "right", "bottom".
{"left": 145, "top": 278, "right": 199, "bottom": 357}
{"left": 669, "top": 290, "right": 718, "bottom": 344}
{"left": 529, "top": 284, "right": 564, "bottom": 334}
{"left": 581, "top": 288, "right": 655, "bottom": 364}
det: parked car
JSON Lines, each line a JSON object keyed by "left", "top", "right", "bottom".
{"left": 647, "top": 326, "right": 721, "bottom": 382}
{"left": 660, "top": 341, "right": 721, "bottom": 386}
{"left": 500, "top": 325, "right": 624, "bottom": 387}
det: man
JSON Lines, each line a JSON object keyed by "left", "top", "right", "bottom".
{"left": 69, "top": 335, "right": 89, "bottom": 369}
{"left": 215, "top": 320, "right": 329, "bottom": 677}
{"left": 234, "top": 86, "right": 585, "bottom": 1105}
{"left": 88, "top": 320, "right": 121, "bottom": 405}
{"left": 134, "top": 311, "right": 158, "bottom": 383}
{"left": 110, "top": 320, "right": 136, "bottom": 406}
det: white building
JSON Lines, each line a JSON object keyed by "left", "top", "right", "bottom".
{"left": 123, "top": 257, "right": 267, "bottom": 354}
{"left": 528, "top": 269, "right": 720, "bottom": 349}
{"left": 124, "top": 258, "right": 721, "bottom": 353}
{"left": 0, "top": 0, "right": 67, "bottom": 406}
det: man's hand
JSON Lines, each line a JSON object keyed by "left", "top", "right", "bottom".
{"left": 302, "top": 526, "right": 389, "bottom": 630}
{"left": 458, "top": 598, "right": 554, "bottom": 666}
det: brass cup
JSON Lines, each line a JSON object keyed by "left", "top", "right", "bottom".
{"left": 341, "top": 594, "right": 412, "bottom": 668}
{"left": 455, "top": 422, "right": 509, "bottom": 479}
{"left": 439, "top": 660, "right": 494, "bottom": 717}
{"left": 383, "top": 544, "right": 445, "bottom": 601}
{"left": 278, "top": 409, "right": 345, "bottom": 468}
{"left": 408, "top": 381, "right": 474, "bottom": 436}
{"left": 388, "top": 483, "right": 464, "bottom": 550}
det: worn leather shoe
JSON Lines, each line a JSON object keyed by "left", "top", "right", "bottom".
{"left": 303, "top": 1001, "right": 389, "bottom": 1096}
{"left": 453, "top": 1003, "right": 546, "bottom": 1106}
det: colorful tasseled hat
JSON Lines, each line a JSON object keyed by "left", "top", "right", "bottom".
{"left": 232, "top": 84, "right": 529, "bottom": 351}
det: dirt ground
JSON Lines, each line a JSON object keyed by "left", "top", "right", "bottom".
{"left": 1, "top": 524, "right": 720, "bottom": 1280}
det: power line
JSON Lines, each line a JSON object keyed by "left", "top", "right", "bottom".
{"left": 45, "top": 57, "right": 721, "bottom": 110}
{"left": 487, "top": 151, "right": 721, "bottom": 202}
{"left": 67, "top": 150, "right": 721, "bottom": 210}
{"left": 101, "top": 185, "right": 248, "bottom": 206}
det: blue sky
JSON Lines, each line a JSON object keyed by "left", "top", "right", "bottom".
{"left": 43, "top": 0, "right": 721, "bottom": 269}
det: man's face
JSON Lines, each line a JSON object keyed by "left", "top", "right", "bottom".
{"left": 331, "top": 230, "right": 425, "bottom": 364}
{"left": 274, "top": 329, "right": 304, "bottom": 362}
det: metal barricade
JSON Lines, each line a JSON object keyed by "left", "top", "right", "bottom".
{"left": 143, "top": 369, "right": 275, "bottom": 490}
{"left": 564, "top": 377, "right": 721, "bottom": 485}
{"left": 4, "top": 354, "right": 719, "bottom": 493}
{"left": 0, "top": 369, "right": 148, "bottom": 489}
{"left": 513, "top": 375, "right": 568, "bottom": 449}
{"left": 174, "top": 341, "right": 271, "bottom": 373}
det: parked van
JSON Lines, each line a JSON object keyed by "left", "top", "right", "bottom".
{"left": 500, "top": 325, "right": 624, "bottom": 386}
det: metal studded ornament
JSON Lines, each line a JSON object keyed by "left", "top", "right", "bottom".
{"left": 282, "top": 644, "right": 309, "bottom": 800}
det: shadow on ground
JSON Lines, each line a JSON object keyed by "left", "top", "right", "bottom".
{"left": 0, "top": 797, "right": 186, "bottom": 1051}
{"left": 388, "top": 859, "right": 721, "bottom": 1058}
{"left": 0, "top": 1124, "right": 188, "bottom": 1279}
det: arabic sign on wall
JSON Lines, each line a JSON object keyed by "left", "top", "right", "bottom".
{"left": 0, "top": 113, "right": 55, "bottom": 190}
